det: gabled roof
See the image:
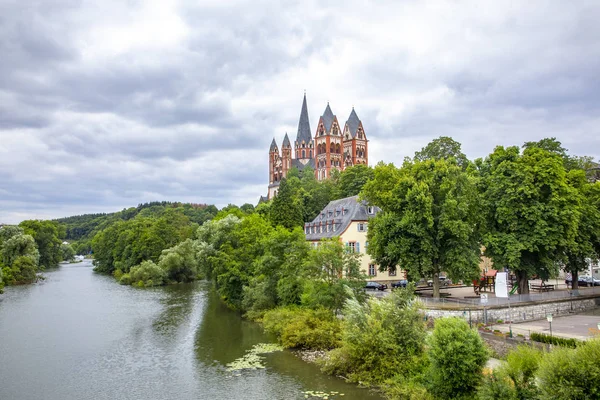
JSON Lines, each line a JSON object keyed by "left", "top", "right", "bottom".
{"left": 270, "top": 138, "right": 278, "bottom": 152}
{"left": 296, "top": 94, "right": 312, "bottom": 145}
{"left": 292, "top": 158, "right": 315, "bottom": 171}
{"left": 321, "top": 103, "right": 335, "bottom": 132}
{"left": 346, "top": 108, "right": 361, "bottom": 138}
{"left": 305, "top": 195, "right": 380, "bottom": 240}
{"left": 282, "top": 133, "right": 291, "bottom": 148}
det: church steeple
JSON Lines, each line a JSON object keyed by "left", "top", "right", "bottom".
{"left": 295, "top": 93, "right": 312, "bottom": 146}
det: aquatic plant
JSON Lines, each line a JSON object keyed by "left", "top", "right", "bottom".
{"left": 226, "top": 343, "right": 283, "bottom": 371}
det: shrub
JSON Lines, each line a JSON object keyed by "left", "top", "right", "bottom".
{"left": 263, "top": 306, "right": 341, "bottom": 350}
{"left": 426, "top": 317, "right": 488, "bottom": 399}
{"left": 129, "top": 260, "right": 166, "bottom": 287}
{"left": 319, "top": 289, "right": 427, "bottom": 385}
{"left": 119, "top": 273, "right": 132, "bottom": 285}
{"left": 478, "top": 345, "right": 542, "bottom": 400}
{"left": 530, "top": 332, "right": 579, "bottom": 348}
{"left": 113, "top": 269, "right": 123, "bottom": 281}
{"left": 537, "top": 338, "right": 600, "bottom": 400}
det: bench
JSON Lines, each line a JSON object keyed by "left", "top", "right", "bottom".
{"left": 530, "top": 283, "right": 555, "bottom": 292}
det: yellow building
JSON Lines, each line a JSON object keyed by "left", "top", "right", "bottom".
{"left": 304, "top": 195, "right": 403, "bottom": 284}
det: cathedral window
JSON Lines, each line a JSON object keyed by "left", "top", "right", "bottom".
{"left": 302, "top": 150, "right": 306, "bottom": 158}
{"left": 309, "top": 150, "right": 313, "bottom": 158}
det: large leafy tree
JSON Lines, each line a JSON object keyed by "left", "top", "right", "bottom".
{"left": 479, "top": 145, "right": 579, "bottom": 293}
{"left": 414, "top": 136, "right": 470, "bottom": 169}
{"left": 334, "top": 164, "right": 374, "bottom": 199}
{"left": 362, "top": 158, "right": 482, "bottom": 298}
{"left": 19, "top": 220, "right": 63, "bottom": 269}
{"left": 269, "top": 178, "right": 304, "bottom": 229}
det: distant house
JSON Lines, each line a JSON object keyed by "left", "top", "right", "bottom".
{"left": 304, "top": 195, "right": 403, "bottom": 284}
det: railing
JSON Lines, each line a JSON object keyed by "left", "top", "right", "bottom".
{"left": 417, "top": 286, "right": 600, "bottom": 308}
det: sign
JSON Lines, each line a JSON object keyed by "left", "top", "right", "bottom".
{"left": 480, "top": 294, "right": 488, "bottom": 304}
{"left": 546, "top": 314, "right": 553, "bottom": 323}
{"left": 496, "top": 272, "right": 508, "bottom": 298}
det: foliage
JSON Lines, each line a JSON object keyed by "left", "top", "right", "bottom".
{"left": 60, "top": 243, "right": 76, "bottom": 262}
{"left": 529, "top": 332, "right": 580, "bottom": 348}
{"left": 129, "top": 260, "right": 166, "bottom": 287}
{"left": 225, "top": 343, "right": 283, "bottom": 371}
{"left": 91, "top": 209, "right": 195, "bottom": 275}
{"left": 269, "top": 178, "right": 304, "bottom": 229}
{"left": 478, "top": 345, "right": 542, "bottom": 400}
{"left": 426, "top": 317, "right": 488, "bottom": 399}
{"left": 263, "top": 307, "right": 341, "bottom": 350}
{"left": 19, "top": 220, "right": 63, "bottom": 269}
{"left": 1, "top": 233, "right": 40, "bottom": 267}
{"left": 537, "top": 338, "right": 600, "bottom": 400}
{"left": 319, "top": 289, "right": 426, "bottom": 386}
{"left": 333, "top": 164, "right": 374, "bottom": 199}
{"left": 362, "top": 157, "right": 482, "bottom": 298}
{"left": 478, "top": 145, "right": 580, "bottom": 293}
{"left": 158, "top": 238, "right": 198, "bottom": 283}
{"left": 301, "top": 238, "right": 366, "bottom": 312}
{"left": 414, "top": 136, "right": 470, "bottom": 169}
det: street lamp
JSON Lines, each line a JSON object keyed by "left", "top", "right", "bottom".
{"left": 547, "top": 313, "right": 553, "bottom": 337}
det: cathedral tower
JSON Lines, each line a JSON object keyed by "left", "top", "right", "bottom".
{"left": 314, "top": 103, "right": 343, "bottom": 180}
{"left": 342, "top": 108, "right": 368, "bottom": 167}
{"left": 294, "top": 93, "right": 314, "bottom": 163}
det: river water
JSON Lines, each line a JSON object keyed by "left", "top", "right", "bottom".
{"left": 0, "top": 261, "right": 382, "bottom": 400}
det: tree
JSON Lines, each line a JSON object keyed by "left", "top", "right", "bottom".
{"left": 479, "top": 146, "right": 579, "bottom": 293}
{"left": 269, "top": 178, "right": 304, "bottom": 229}
{"left": 301, "top": 238, "right": 365, "bottom": 312}
{"left": 426, "top": 317, "right": 488, "bottom": 399}
{"left": 2, "top": 233, "right": 40, "bottom": 267}
{"left": 158, "top": 238, "right": 198, "bottom": 283}
{"left": 19, "top": 220, "right": 63, "bottom": 269}
{"left": 60, "top": 243, "right": 76, "bottom": 262}
{"left": 362, "top": 159, "right": 482, "bottom": 298}
{"left": 414, "top": 136, "right": 470, "bottom": 169}
{"left": 334, "top": 164, "right": 374, "bottom": 198}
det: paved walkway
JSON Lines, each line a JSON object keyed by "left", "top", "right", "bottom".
{"left": 491, "top": 313, "right": 600, "bottom": 341}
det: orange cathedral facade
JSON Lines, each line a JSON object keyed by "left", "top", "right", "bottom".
{"left": 266, "top": 94, "right": 369, "bottom": 199}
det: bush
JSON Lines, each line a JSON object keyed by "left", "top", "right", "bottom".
{"left": 263, "top": 307, "right": 341, "bottom": 350}
{"left": 119, "top": 273, "right": 132, "bottom": 285}
{"left": 530, "top": 332, "right": 579, "bottom": 348}
{"left": 129, "top": 260, "right": 166, "bottom": 287}
{"left": 537, "top": 338, "right": 600, "bottom": 400}
{"left": 478, "top": 345, "right": 542, "bottom": 400}
{"left": 319, "top": 289, "right": 427, "bottom": 386}
{"left": 113, "top": 269, "right": 123, "bottom": 281}
{"left": 426, "top": 317, "right": 488, "bottom": 399}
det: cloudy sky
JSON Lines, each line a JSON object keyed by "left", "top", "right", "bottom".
{"left": 1, "top": 0, "right": 599, "bottom": 223}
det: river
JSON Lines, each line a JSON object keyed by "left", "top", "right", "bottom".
{"left": 0, "top": 261, "right": 382, "bottom": 400}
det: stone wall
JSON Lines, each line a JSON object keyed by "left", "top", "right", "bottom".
{"left": 425, "top": 297, "right": 599, "bottom": 326}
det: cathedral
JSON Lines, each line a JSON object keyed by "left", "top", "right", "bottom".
{"left": 266, "top": 94, "right": 369, "bottom": 199}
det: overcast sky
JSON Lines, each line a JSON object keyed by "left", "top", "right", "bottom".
{"left": 1, "top": 0, "right": 599, "bottom": 223}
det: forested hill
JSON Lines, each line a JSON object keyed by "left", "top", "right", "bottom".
{"left": 54, "top": 202, "right": 218, "bottom": 253}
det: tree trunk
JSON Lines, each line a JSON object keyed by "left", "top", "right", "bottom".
{"left": 516, "top": 270, "right": 529, "bottom": 294}
{"left": 433, "top": 272, "right": 440, "bottom": 299}
{"left": 572, "top": 270, "right": 579, "bottom": 290}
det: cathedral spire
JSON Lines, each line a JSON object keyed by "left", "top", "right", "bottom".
{"left": 270, "top": 138, "right": 278, "bottom": 152}
{"left": 282, "top": 133, "right": 291, "bottom": 148}
{"left": 296, "top": 93, "right": 312, "bottom": 145}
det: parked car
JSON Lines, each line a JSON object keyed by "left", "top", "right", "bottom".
{"left": 427, "top": 276, "right": 452, "bottom": 287}
{"left": 565, "top": 275, "right": 600, "bottom": 287}
{"left": 391, "top": 279, "right": 408, "bottom": 289}
{"left": 365, "top": 281, "right": 387, "bottom": 291}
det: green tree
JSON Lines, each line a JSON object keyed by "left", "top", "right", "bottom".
{"left": 414, "top": 136, "right": 470, "bottom": 169}
{"left": 479, "top": 146, "right": 579, "bottom": 293}
{"left": 2, "top": 233, "right": 40, "bottom": 267}
{"left": 19, "top": 220, "right": 63, "bottom": 269}
{"left": 158, "top": 238, "right": 198, "bottom": 283}
{"left": 301, "top": 238, "right": 365, "bottom": 312}
{"left": 362, "top": 159, "right": 482, "bottom": 298}
{"left": 128, "top": 260, "right": 166, "bottom": 287}
{"left": 334, "top": 164, "right": 374, "bottom": 198}
{"left": 60, "top": 243, "right": 76, "bottom": 262}
{"left": 270, "top": 178, "right": 304, "bottom": 229}
{"left": 426, "top": 317, "right": 488, "bottom": 399}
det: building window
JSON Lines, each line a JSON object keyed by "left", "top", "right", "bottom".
{"left": 367, "top": 206, "right": 374, "bottom": 214}
{"left": 302, "top": 150, "right": 306, "bottom": 158}
{"left": 327, "top": 224, "right": 331, "bottom": 232}
{"left": 389, "top": 268, "right": 397, "bottom": 277}
{"left": 347, "top": 242, "right": 356, "bottom": 253}
{"left": 357, "top": 223, "right": 365, "bottom": 232}
{"left": 369, "top": 264, "right": 377, "bottom": 276}
{"left": 365, "top": 241, "right": 368, "bottom": 251}
{"left": 333, "top": 223, "right": 337, "bottom": 232}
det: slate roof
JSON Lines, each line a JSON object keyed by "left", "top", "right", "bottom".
{"left": 322, "top": 103, "right": 335, "bottom": 132}
{"left": 282, "top": 133, "right": 291, "bottom": 148}
{"left": 346, "top": 108, "right": 360, "bottom": 138}
{"left": 292, "top": 158, "right": 315, "bottom": 171}
{"left": 270, "top": 138, "right": 278, "bottom": 152}
{"left": 296, "top": 94, "right": 312, "bottom": 145}
{"left": 304, "top": 195, "right": 380, "bottom": 241}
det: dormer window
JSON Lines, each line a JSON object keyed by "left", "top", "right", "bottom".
{"left": 367, "top": 206, "right": 375, "bottom": 214}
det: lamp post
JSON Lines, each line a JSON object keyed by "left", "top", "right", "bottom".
{"left": 547, "top": 313, "right": 553, "bottom": 337}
